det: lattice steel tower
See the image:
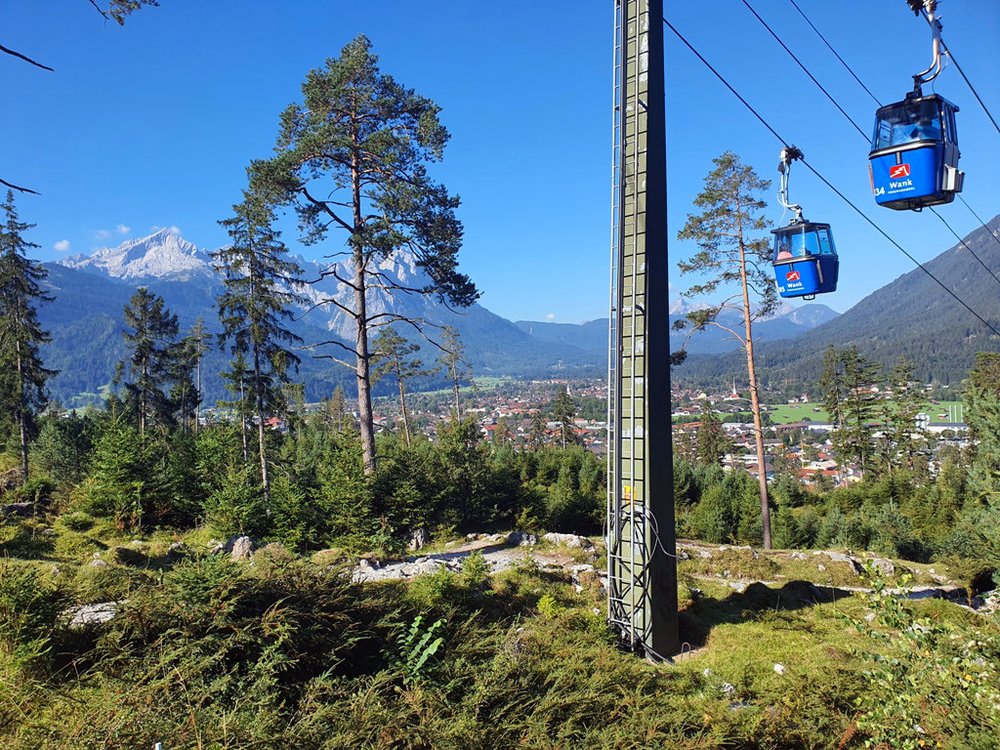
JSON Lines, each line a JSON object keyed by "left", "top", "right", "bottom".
{"left": 607, "top": 0, "right": 679, "bottom": 659}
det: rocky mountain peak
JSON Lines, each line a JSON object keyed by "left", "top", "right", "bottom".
{"left": 60, "top": 229, "right": 212, "bottom": 282}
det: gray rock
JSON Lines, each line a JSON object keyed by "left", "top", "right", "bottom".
{"left": 789, "top": 552, "right": 807, "bottom": 560}
{"left": 400, "top": 559, "right": 445, "bottom": 577}
{"left": 408, "top": 527, "right": 429, "bottom": 551}
{"left": 1, "top": 501, "right": 34, "bottom": 517}
{"left": 817, "top": 563, "right": 827, "bottom": 572}
{"left": 67, "top": 601, "right": 120, "bottom": 629}
{"left": 869, "top": 557, "right": 895, "bottom": 576}
{"left": 821, "top": 551, "right": 864, "bottom": 574}
{"left": 542, "top": 532, "right": 594, "bottom": 550}
{"left": 822, "top": 551, "right": 853, "bottom": 563}
{"left": 508, "top": 531, "right": 537, "bottom": 547}
{"left": 225, "top": 535, "right": 255, "bottom": 561}
{"left": 88, "top": 558, "right": 108, "bottom": 568}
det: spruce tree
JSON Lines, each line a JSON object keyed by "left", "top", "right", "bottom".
{"left": 438, "top": 325, "right": 470, "bottom": 418}
{"left": 220, "top": 351, "right": 253, "bottom": 465}
{"left": 251, "top": 35, "right": 478, "bottom": 474}
{"left": 185, "top": 317, "right": 212, "bottom": 433}
{"left": 965, "top": 352, "right": 1000, "bottom": 501}
{"left": 887, "top": 356, "right": 927, "bottom": 474}
{"left": 118, "top": 287, "right": 179, "bottom": 434}
{"left": 371, "top": 326, "right": 428, "bottom": 447}
{"left": 676, "top": 152, "right": 777, "bottom": 548}
{"left": 821, "top": 346, "right": 882, "bottom": 477}
{"left": 0, "top": 191, "right": 54, "bottom": 481}
{"left": 696, "top": 401, "right": 730, "bottom": 467}
{"left": 169, "top": 332, "right": 201, "bottom": 435}
{"left": 214, "top": 189, "right": 304, "bottom": 502}
{"left": 552, "top": 386, "right": 578, "bottom": 449}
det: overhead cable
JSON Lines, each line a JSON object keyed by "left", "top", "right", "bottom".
{"left": 921, "top": 9, "right": 1000, "bottom": 137}
{"left": 787, "top": 0, "right": 883, "bottom": 107}
{"left": 739, "top": 0, "right": 869, "bottom": 140}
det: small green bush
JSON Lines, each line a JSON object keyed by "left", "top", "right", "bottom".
{"left": 59, "top": 511, "right": 94, "bottom": 532}
{"left": 0, "top": 562, "right": 65, "bottom": 672}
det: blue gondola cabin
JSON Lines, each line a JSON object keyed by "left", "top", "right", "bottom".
{"left": 771, "top": 221, "right": 838, "bottom": 299}
{"left": 869, "top": 92, "right": 964, "bottom": 210}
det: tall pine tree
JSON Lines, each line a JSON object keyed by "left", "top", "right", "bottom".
{"left": 675, "top": 152, "right": 777, "bottom": 548}
{"left": 438, "top": 325, "right": 470, "bottom": 418}
{"left": 251, "top": 35, "right": 478, "bottom": 474}
{"left": 214, "top": 189, "right": 304, "bottom": 502}
{"left": 965, "top": 352, "right": 1000, "bottom": 502}
{"left": 0, "top": 191, "right": 54, "bottom": 481}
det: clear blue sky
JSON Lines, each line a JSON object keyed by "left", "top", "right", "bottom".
{"left": 2, "top": 0, "right": 998, "bottom": 322}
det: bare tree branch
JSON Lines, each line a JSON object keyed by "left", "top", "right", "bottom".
{"left": 88, "top": 0, "right": 111, "bottom": 20}
{"left": 302, "top": 337, "right": 359, "bottom": 359}
{"left": 0, "top": 177, "right": 40, "bottom": 195}
{"left": 300, "top": 186, "right": 354, "bottom": 234}
{"left": 310, "top": 353, "right": 356, "bottom": 370}
{"left": 0, "top": 43, "right": 53, "bottom": 71}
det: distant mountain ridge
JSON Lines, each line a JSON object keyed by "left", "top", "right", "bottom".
{"left": 515, "top": 302, "right": 840, "bottom": 358}
{"left": 46, "top": 230, "right": 602, "bottom": 404}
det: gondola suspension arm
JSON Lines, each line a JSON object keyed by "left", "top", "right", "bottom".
{"left": 908, "top": 0, "right": 945, "bottom": 93}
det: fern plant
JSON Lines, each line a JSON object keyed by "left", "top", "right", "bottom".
{"left": 390, "top": 614, "right": 445, "bottom": 686}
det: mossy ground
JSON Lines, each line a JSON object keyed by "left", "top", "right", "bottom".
{"left": 0, "top": 516, "right": 996, "bottom": 749}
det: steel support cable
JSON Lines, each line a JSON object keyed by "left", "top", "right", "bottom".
{"left": 787, "top": 0, "right": 883, "bottom": 107}
{"left": 662, "top": 18, "right": 1000, "bottom": 340}
{"left": 928, "top": 206, "right": 1000, "bottom": 287}
{"left": 739, "top": 0, "right": 869, "bottom": 141}
{"left": 738, "top": 3, "right": 1000, "bottom": 292}
{"left": 921, "top": 9, "right": 1000, "bottom": 137}
{"left": 956, "top": 195, "right": 1000, "bottom": 249}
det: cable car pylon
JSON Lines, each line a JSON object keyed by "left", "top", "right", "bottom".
{"left": 606, "top": 0, "right": 679, "bottom": 661}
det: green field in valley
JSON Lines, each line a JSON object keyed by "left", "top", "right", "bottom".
{"left": 766, "top": 400, "right": 966, "bottom": 426}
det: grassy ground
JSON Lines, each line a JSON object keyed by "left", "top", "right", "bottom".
{"left": 767, "top": 402, "right": 831, "bottom": 424}
{"left": 0, "top": 517, "right": 996, "bottom": 749}
{"left": 767, "top": 400, "right": 966, "bottom": 426}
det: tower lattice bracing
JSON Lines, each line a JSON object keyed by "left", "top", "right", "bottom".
{"left": 607, "top": 0, "right": 679, "bottom": 659}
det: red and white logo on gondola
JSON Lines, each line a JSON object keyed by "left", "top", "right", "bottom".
{"left": 785, "top": 270, "right": 801, "bottom": 282}
{"left": 889, "top": 163, "right": 911, "bottom": 179}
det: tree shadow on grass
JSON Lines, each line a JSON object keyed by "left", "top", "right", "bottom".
{"left": 679, "top": 580, "right": 853, "bottom": 648}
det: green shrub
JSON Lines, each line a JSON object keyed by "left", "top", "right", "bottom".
{"left": 58, "top": 511, "right": 94, "bottom": 532}
{"left": 0, "top": 562, "right": 65, "bottom": 672}
{"left": 848, "top": 565, "right": 1000, "bottom": 747}
{"left": 71, "top": 564, "right": 155, "bottom": 605}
